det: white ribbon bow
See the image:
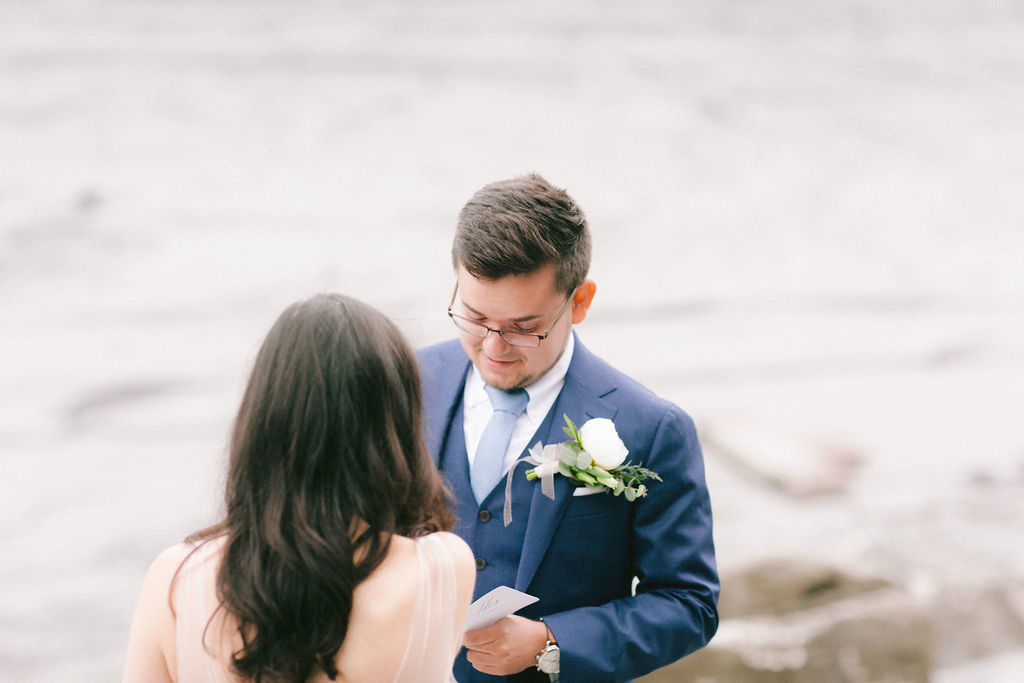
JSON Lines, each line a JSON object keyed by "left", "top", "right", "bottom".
{"left": 501, "top": 442, "right": 564, "bottom": 526}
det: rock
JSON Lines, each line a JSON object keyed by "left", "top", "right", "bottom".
{"left": 803, "top": 609, "right": 932, "bottom": 682}
{"left": 639, "top": 559, "right": 931, "bottom": 682}
{"left": 719, "top": 558, "right": 891, "bottom": 618}
{"left": 927, "top": 580, "right": 1024, "bottom": 668}
{"left": 701, "top": 416, "right": 861, "bottom": 497}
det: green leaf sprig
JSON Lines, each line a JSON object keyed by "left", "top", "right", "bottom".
{"left": 526, "top": 415, "right": 662, "bottom": 501}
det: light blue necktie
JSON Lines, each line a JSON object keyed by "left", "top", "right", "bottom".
{"left": 471, "top": 385, "right": 529, "bottom": 504}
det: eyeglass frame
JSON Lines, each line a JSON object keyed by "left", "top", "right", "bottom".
{"left": 447, "top": 282, "right": 575, "bottom": 348}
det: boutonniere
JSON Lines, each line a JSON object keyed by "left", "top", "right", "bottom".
{"left": 502, "top": 415, "right": 661, "bottom": 525}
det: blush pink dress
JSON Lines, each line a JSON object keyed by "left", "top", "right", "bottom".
{"left": 172, "top": 534, "right": 462, "bottom": 682}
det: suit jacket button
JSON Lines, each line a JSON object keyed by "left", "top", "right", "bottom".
{"left": 478, "top": 509, "right": 491, "bottom": 523}
{"left": 475, "top": 557, "right": 487, "bottom": 570}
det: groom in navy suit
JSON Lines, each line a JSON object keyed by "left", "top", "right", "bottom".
{"left": 418, "top": 174, "right": 718, "bottom": 682}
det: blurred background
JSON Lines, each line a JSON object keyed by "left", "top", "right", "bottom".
{"left": 1, "top": 0, "right": 1022, "bottom": 680}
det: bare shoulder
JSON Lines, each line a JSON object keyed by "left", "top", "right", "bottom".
{"left": 385, "top": 532, "right": 472, "bottom": 573}
{"left": 429, "top": 531, "right": 474, "bottom": 568}
{"left": 142, "top": 543, "right": 192, "bottom": 598}
{"left": 123, "top": 542, "right": 195, "bottom": 682}
{"left": 153, "top": 541, "right": 192, "bottom": 571}
{"left": 426, "top": 532, "right": 475, "bottom": 600}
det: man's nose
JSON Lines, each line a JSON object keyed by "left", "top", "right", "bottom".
{"left": 482, "top": 329, "right": 514, "bottom": 353}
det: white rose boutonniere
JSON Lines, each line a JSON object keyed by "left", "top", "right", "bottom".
{"left": 578, "top": 418, "right": 629, "bottom": 469}
{"left": 502, "top": 415, "right": 662, "bottom": 525}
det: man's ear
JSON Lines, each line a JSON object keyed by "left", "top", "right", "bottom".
{"left": 570, "top": 279, "right": 597, "bottom": 324}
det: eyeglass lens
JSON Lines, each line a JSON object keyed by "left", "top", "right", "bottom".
{"left": 450, "top": 316, "right": 541, "bottom": 347}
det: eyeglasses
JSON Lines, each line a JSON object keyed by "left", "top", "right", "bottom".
{"left": 447, "top": 283, "right": 574, "bottom": 348}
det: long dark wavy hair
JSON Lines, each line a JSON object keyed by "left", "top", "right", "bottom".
{"left": 183, "top": 293, "right": 453, "bottom": 682}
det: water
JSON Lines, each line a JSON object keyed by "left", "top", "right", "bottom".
{"left": 2, "top": 1, "right": 1023, "bottom": 679}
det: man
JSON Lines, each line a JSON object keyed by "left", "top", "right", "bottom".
{"left": 418, "top": 174, "right": 718, "bottom": 682}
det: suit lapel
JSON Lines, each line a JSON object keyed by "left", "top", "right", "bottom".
{"left": 423, "top": 343, "right": 471, "bottom": 467}
{"left": 424, "top": 336, "right": 624, "bottom": 592}
{"left": 515, "top": 336, "right": 620, "bottom": 592}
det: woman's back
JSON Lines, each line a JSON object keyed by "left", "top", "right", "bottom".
{"left": 335, "top": 532, "right": 471, "bottom": 682}
{"left": 131, "top": 531, "right": 473, "bottom": 682}
{"left": 123, "top": 295, "right": 474, "bottom": 683}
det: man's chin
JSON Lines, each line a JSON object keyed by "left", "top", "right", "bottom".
{"left": 478, "top": 368, "right": 526, "bottom": 392}
{"left": 484, "top": 377, "right": 524, "bottom": 391}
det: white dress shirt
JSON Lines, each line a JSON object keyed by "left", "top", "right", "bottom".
{"left": 463, "top": 333, "right": 575, "bottom": 477}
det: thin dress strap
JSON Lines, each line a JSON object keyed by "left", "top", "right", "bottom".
{"left": 174, "top": 540, "right": 225, "bottom": 682}
{"left": 393, "top": 534, "right": 460, "bottom": 683}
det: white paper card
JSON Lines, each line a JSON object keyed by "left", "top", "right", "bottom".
{"left": 464, "top": 586, "right": 539, "bottom": 632}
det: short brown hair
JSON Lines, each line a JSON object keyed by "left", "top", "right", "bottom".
{"left": 452, "top": 174, "right": 591, "bottom": 294}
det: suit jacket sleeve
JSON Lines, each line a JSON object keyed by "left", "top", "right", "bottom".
{"left": 542, "top": 402, "right": 719, "bottom": 681}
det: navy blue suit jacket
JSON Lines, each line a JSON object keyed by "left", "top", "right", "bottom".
{"left": 418, "top": 334, "right": 719, "bottom": 682}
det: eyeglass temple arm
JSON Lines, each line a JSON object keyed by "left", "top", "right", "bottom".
{"left": 448, "top": 282, "right": 460, "bottom": 311}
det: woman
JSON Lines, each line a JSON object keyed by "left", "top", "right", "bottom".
{"left": 123, "top": 293, "right": 475, "bottom": 682}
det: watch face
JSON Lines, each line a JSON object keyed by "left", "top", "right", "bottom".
{"left": 538, "top": 646, "right": 560, "bottom": 673}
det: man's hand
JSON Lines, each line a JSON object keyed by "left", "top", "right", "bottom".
{"left": 463, "top": 614, "right": 548, "bottom": 676}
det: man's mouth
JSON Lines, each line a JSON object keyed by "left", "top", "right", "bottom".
{"left": 484, "top": 355, "right": 518, "bottom": 367}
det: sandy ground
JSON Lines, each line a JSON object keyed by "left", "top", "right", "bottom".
{"left": 1, "top": 1, "right": 1023, "bottom": 680}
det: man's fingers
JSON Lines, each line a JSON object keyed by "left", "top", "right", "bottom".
{"left": 463, "top": 627, "right": 496, "bottom": 649}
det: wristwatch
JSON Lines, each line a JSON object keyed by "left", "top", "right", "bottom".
{"left": 536, "top": 619, "right": 560, "bottom": 682}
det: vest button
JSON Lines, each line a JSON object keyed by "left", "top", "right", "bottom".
{"left": 478, "top": 509, "right": 492, "bottom": 523}
{"left": 475, "top": 557, "right": 487, "bottom": 571}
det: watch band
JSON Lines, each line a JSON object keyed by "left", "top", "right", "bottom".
{"left": 541, "top": 618, "right": 557, "bottom": 644}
